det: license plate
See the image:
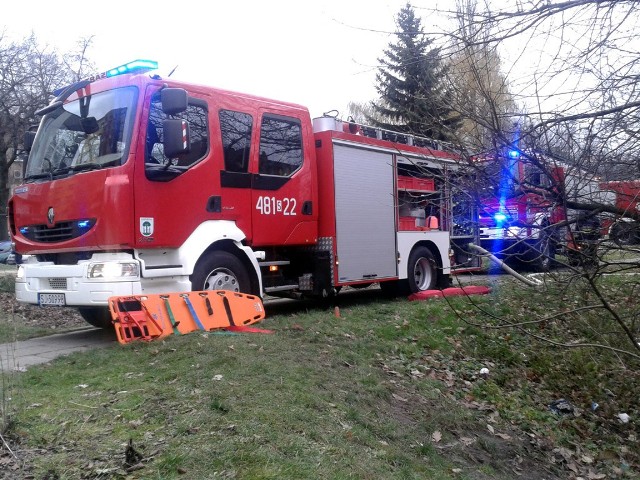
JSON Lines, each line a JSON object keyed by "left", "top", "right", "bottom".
{"left": 38, "top": 293, "right": 66, "bottom": 306}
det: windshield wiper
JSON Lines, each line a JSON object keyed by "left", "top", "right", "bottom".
{"left": 69, "top": 162, "right": 103, "bottom": 173}
{"left": 25, "top": 165, "right": 72, "bottom": 180}
{"left": 25, "top": 172, "right": 53, "bottom": 181}
{"left": 51, "top": 166, "right": 71, "bottom": 176}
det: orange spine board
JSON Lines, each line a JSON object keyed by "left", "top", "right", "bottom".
{"left": 109, "top": 290, "right": 266, "bottom": 344}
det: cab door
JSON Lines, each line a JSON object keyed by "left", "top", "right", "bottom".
{"left": 250, "top": 111, "right": 317, "bottom": 246}
{"left": 134, "top": 86, "right": 213, "bottom": 248}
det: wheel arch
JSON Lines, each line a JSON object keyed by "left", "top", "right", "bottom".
{"left": 405, "top": 240, "right": 450, "bottom": 290}
{"left": 397, "top": 231, "right": 451, "bottom": 281}
{"left": 402, "top": 240, "right": 444, "bottom": 273}
{"left": 177, "top": 221, "right": 261, "bottom": 294}
{"left": 195, "top": 239, "right": 262, "bottom": 295}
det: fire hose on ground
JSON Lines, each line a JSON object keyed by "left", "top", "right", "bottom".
{"left": 467, "top": 243, "right": 542, "bottom": 287}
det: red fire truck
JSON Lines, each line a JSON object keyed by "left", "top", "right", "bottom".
{"left": 475, "top": 152, "right": 565, "bottom": 270}
{"left": 476, "top": 151, "right": 605, "bottom": 269}
{"left": 9, "top": 60, "right": 474, "bottom": 328}
{"left": 598, "top": 180, "right": 640, "bottom": 245}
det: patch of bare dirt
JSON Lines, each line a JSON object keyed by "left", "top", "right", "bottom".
{"left": 0, "top": 292, "right": 87, "bottom": 332}
{"left": 383, "top": 379, "right": 564, "bottom": 479}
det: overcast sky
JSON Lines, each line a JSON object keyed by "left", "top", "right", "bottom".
{"left": 2, "top": 0, "right": 460, "bottom": 119}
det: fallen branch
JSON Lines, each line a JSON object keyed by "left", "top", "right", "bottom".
{"left": 467, "top": 243, "right": 543, "bottom": 287}
{"left": 0, "top": 432, "right": 17, "bottom": 459}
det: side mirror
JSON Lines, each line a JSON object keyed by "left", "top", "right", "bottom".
{"left": 23, "top": 131, "right": 36, "bottom": 152}
{"left": 161, "top": 88, "right": 188, "bottom": 115}
{"left": 163, "top": 119, "right": 190, "bottom": 158}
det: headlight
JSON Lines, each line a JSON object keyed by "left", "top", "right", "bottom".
{"left": 88, "top": 262, "right": 139, "bottom": 279}
{"left": 16, "top": 265, "right": 25, "bottom": 280}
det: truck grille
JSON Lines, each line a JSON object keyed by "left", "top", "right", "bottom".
{"left": 20, "top": 219, "right": 96, "bottom": 243}
{"left": 48, "top": 278, "right": 68, "bottom": 290}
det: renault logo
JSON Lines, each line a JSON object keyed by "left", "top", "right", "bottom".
{"left": 47, "top": 207, "right": 55, "bottom": 225}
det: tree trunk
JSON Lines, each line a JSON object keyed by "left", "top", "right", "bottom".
{"left": 0, "top": 148, "right": 10, "bottom": 240}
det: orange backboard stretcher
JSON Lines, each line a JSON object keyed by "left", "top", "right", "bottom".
{"left": 108, "top": 290, "right": 265, "bottom": 344}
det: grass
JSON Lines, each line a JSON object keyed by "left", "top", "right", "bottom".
{"left": 1, "top": 274, "right": 639, "bottom": 479}
{"left": 0, "top": 273, "right": 14, "bottom": 291}
{"left": 6, "top": 297, "right": 476, "bottom": 479}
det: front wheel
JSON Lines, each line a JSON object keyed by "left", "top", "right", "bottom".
{"left": 191, "top": 251, "right": 253, "bottom": 294}
{"left": 78, "top": 306, "right": 113, "bottom": 329}
{"left": 407, "top": 247, "right": 438, "bottom": 293}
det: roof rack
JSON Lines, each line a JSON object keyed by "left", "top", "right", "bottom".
{"left": 312, "top": 116, "right": 458, "bottom": 154}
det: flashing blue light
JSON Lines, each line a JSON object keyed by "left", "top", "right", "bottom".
{"left": 508, "top": 149, "right": 520, "bottom": 159}
{"left": 494, "top": 212, "right": 507, "bottom": 223}
{"left": 77, "top": 220, "right": 91, "bottom": 229}
{"left": 105, "top": 59, "right": 159, "bottom": 78}
{"left": 19, "top": 227, "right": 29, "bottom": 235}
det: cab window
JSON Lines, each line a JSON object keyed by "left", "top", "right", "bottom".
{"left": 145, "top": 92, "right": 209, "bottom": 179}
{"left": 219, "top": 110, "right": 252, "bottom": 173}
{"left": 258, "top": 115, "right": 302, "bottom": 177}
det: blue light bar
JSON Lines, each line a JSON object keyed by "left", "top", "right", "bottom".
{"left": 51, "top": 59, "right": 159, "bottom": 100}
{"left": 106, "top": 59, "right": 159, "bottom": 78}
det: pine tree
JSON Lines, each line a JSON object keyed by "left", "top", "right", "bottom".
{"left": 368, "top": 3, "right": 461, "bottom": 141}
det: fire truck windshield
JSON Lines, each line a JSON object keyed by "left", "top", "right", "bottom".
{"left": 25, "top": 87, "right": 137, "bottom": 181}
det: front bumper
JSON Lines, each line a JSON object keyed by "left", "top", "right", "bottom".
{"left": 15, "top": 254, "right": 142, "bottom": 307}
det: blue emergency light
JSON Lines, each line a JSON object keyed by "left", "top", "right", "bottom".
{"left": 106, "top": 59, "right": 159, "bottom": 78}
{"left": 507, "top": 149, "right": 520, "bottom": 159}
{"left": 494, "top": 212, "right": 507, "bottom": 223}
{"left": 52, "top": 59, "right": 160, "bottom": 97}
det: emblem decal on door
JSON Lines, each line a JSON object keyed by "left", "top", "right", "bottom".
{"left": 140, "top": 217, "right": 154, "bottom": 237}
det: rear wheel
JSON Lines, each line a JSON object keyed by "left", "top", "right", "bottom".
{"left": 78, "top": 306, "right": 113, "bottom": 329}
{"left": 611, "top": 221, "right": 639, "bottom": 246}
{"left": 191, "top": 251, "right": 253, "bottom": 294}
{"left": 407, "top": 247, "right": 438, "bottom": 293}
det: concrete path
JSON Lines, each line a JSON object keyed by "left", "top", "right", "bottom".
{"left": 0, "top": 327, "right": 117, "bottom": 372}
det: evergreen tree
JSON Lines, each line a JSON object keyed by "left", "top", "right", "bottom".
{"left": 368, "top": 3, "right": 461, "bottom": 141}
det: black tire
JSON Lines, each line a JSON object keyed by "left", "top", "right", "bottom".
{"left": 191, "top": 250, "right": 253, "bottom": 294}
{"left": 77, "top": 306, "right": 113, "bottom": 329}
{"left": 611, "top": 222, "right": 638, "bottom": 246}
{"left": 407, "top": 246, "right": 438, "bottom": 293}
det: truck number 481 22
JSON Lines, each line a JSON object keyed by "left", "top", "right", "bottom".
{"left": 256, "top": 196, "right": 297, "bottom": 216}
